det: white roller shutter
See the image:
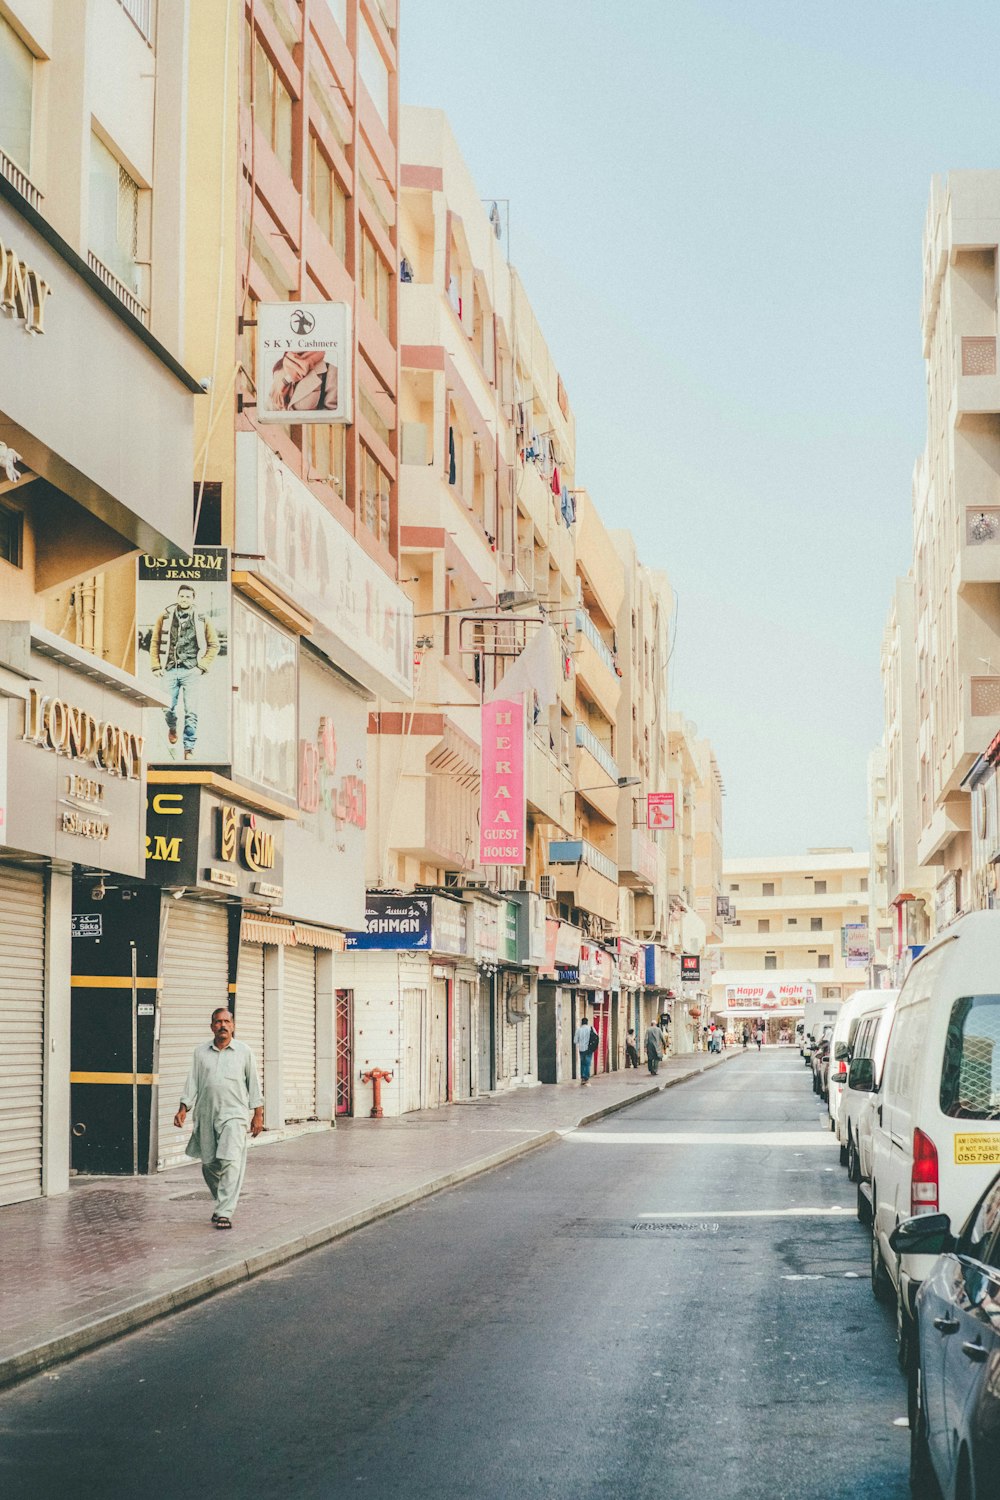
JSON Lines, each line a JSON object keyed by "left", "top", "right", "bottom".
{"left": 157, "top": 900, "right": 230, "bottom": 1169}
{"left": 282, "top": 945, "right": 316, "bottom": 1121}
{"left": 0, "top": 866, "right": 45, "bottom": 1206}
{"left": 235, "top": 942, "right": 265, "bottom": 1093}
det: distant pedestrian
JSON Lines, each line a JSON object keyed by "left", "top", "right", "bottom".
{"left": 625, "top": 1027, "right": 640, "bottom": 1069}
{"left": 174, "top": 1008, "right": 264, "bottom": 1229}
{"left": 575, "top": 1013, "right": 597, "bottom": 1085}
{"left": 644, "top": 1021, "right": 665, "bottom": 1075}
{"left": 742, "top": 1027, "right": 750, "bottom": 1050}
{"left": 755, "top": 1027, "right": 764, "bottom": 1052}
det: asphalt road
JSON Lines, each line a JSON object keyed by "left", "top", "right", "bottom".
{"left": 0, "top": 1051, "right": 910, "bottom": 1500}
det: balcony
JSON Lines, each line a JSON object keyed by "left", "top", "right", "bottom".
{"left": 526, "top": 730, "right": 574, "bottom": 833}
{"left": 574, "top": 722, "right": 619, "bottom": 822}
{"left": 548, "top": 838, "right": 619, "bottom": 922}
{"left": 575, "top": 721, "right": 618, "bottom": 780}
{"left": 959, "top": 508, "right": 1000, "bottom": 590}
{"left": 87, "top": 252, "right": 149, "bottom": 328}
{"left": 574, "top": 610, "right": 622, "bottom": 715}
{"left": 0, "top": 146, "right": 41, "bottom": 210}
{"left": 619, "top": 825, "right": 660, "bottom": 891}
{"left": 955, "top": 335, "right": 1000, "bottom": 423}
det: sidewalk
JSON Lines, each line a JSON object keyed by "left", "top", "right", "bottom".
{"left": 0, "top": 1049, "right": 741, "bottom": 1390}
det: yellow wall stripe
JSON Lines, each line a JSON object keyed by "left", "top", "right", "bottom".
{"left": 70, "top": 1072, "right": 158, "bottom": 1085}
{"left": 71, "top": 976, "right": 162, "bottom": 990}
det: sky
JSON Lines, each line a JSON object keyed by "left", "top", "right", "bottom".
{"left": 399, "top": 1, "right": 1000, "bottom": 857}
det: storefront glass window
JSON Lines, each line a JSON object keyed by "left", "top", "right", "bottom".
{"left": 0, "top": 14, "right": 33, "bottom": 173}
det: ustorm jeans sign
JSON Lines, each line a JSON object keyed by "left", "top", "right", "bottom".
{"left": 480, "top": 696, "right": 526, "bottom": 865}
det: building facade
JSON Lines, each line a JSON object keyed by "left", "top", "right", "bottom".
{"left": 716, "top": 850, "right": 872, "bottom": 1038}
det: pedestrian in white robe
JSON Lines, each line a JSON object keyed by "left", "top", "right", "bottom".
{"left": 174, "top": 1008, "right": 264, "bottom": 1229}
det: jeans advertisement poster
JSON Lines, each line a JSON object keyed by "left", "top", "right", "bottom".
{"left": 136, "top": 549, "right": 231, "bottom": 764}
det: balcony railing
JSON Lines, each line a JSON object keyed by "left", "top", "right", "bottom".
{"left": 87, "top": 252, "right": 149, "bottom": 327}
{"left": 962, "top": 335, "right": 997, "bottom": 376}
{"left": 971, "top": 675, "right": 1000, "bottom": 717}
{"left": 0, "top": 146, "right": 41, "bottom": 210}
{"left": 118, "top": 0, "right": 155, "bottom": 42}
{"left": 548, "top": 838, "right": 618, "bottom": 884}
{"left": 575, "top": 721, "right": 619, "bottom": 782}
{"left": 575, "top": 609, "right": 617, "bottom": 674}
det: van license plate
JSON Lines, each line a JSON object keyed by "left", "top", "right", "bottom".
{"left": 954, "top": 1134, "right": 1000, "bottom": 1165}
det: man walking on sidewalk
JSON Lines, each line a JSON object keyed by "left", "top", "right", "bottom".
{"left": 174, "top": 1008, "right": 264, "bottom": 1229}
{"left": 575, "top": 1013, "right": 597, "bottom": 1085}
{"left": 644, "top": 1019, "right": 665, "bottom": 1075}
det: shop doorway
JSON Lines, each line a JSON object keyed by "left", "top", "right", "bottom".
{"left": 70, "top": 881, "right": 160, "bottom": 1175}
{"left": 477, "top": 975, "right": 494, "bottom": 1094}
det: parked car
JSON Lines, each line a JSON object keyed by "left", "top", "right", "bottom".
{"left": 811, "top": 1032, "right": 831, "bottom": 1097}
{"left": 828, "top": 989, "right": 898, "bottom": 1139}
{"left": 891, "top": 1172, "right": 1000, "bottom": 1500}
{"left": 868, "top": 912, "right": 1000, "bottom": 1386}
{"left": 837, "top": 990, "right": 899, "bottom": 1178}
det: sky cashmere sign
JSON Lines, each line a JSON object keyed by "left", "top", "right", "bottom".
{"left": 480, "top": 697, "right": 526, "bottom": 865}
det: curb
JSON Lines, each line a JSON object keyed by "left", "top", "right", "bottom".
{"left": 0, "top": 1051, "right": 745, "bottom": 1391}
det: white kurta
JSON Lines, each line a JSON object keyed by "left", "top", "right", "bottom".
{"left": 180, "top": 1039, "right": 263, "bottom": 1163}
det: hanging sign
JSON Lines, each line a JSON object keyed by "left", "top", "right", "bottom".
{"left": 647, "top": 792, "right": 675, "bottom": 831}
{"left": 256, "top": 302, "right": 352, "bottom": 424}
{"left": 480, "top": 696, "right": 526, "bottom": 864}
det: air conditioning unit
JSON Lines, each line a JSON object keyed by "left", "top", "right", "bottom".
{"left": 517, "top": 879, "right": 531, "bottom": 892}
{"left": 463, "top": 877, "right": 488, "bottom": 890}
{"left": 539, "top": 875, "right": 555, "bottom": 900}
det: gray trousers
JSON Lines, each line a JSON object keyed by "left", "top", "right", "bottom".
{"left": 201, "top": 1120, "right": 249, "bottom": 1218}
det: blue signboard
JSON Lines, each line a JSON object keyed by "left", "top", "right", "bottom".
{"left": 346, "top": 893, "right": 433, "bottom": 950}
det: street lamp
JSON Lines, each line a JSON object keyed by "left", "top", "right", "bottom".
{"left": 569, "top": 776, "right": 640, "bottom": 795}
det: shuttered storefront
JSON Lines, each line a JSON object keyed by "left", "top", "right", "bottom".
{"left": 0, "top": 866, "right": 46, "bottom": 1206}
{"left": 235, "top": 941, "right": 265, "bottom": 1096}
{"left": 157, "top": 900, "right": 230, "bottom": 1169}
{"left": 282, "top": 945, "right": 316, "bottom": 1122}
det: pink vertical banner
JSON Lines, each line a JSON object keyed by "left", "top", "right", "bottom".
{"left": 480, "top": 695, "right": 526, "bottom": 865}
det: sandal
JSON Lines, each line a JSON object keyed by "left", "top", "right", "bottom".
{"left": 211, "top": 1213, "right": 220, "bottom": 1223}
{"left": 214, "top": 1216, "right": 232, "bottom": 1230}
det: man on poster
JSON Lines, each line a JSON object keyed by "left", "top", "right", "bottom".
{"left": 150, "top": 582, "right": 220, "bottom": 760}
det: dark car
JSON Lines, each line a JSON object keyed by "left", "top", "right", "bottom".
{"left": 893, "top": 1173, "right": 1000, "bottom": 1499}
{"left": 811, "top": 1034, "right": 831, "bottom": 1098}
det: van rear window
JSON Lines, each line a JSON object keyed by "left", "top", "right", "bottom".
{"left": 941, "top": 996, "right": 1000, "bottom": 1120}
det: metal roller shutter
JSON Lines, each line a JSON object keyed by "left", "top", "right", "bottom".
{"left": 0, "top": 866, "right": 46, "bottom": 1206}
{"left": 282, "top": 945, "right": 316, "bottom": 1121}
{"left": 157, "top": 900, "right": 230, "bottom": 1169}
{"left": 235, "top": 942, "right": 265, "bottom": 1093}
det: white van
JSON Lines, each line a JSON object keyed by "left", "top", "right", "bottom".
{"left": 827, "top": 989, "right": 895, "bottom": 1137}
{"left": 840, "top": 991, "right": 899, "bottom": 1184}
{"left": 869, "top": 912, "right": 1000, "bottom": 1366}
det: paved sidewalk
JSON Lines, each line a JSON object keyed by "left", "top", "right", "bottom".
{"left": 0, "top": 1049, "right": 742, "bottom": 1389}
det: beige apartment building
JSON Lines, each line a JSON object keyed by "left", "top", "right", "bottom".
{"left": 914, "top": 171, "right": 1000, "bottom": 924}
{"left": 881, "top": 575, "right": 937, "bottom": 974}
{"left": 716, "top": 851, "right": 871, "bottom": 1037}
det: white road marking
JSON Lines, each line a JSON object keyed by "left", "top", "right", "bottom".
{"left": 638, "top": 1207, "right": 855, "bottom": 1219}
{"left": 566, "top": 1130, "right": 836, "bottom": 1147}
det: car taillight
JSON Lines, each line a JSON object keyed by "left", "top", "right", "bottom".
{"left": 911, "top": 1128, "right": 939, "bottom": 1217}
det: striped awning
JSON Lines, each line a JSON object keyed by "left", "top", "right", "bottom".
{"left": 240, "top": 914, "right": 346, "bottom": 951}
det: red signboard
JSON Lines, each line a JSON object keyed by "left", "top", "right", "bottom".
{"left": 647, "top": 791, "right": 675, "bottom": 831}
{"left": 480, "top": 696, "right": 526, "bottom": 865}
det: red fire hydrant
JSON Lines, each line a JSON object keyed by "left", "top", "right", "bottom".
{"left": 361, "top": 1067, "right": 393, "bottom": 1118}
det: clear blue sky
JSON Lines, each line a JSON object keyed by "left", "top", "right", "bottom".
{"left": 400, "top": 1, "right": 1000, "bottom": 856}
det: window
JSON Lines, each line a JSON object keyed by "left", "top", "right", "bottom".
{"left": 757, "top": 919, "right": 770, "bottom": 933}
{"left": 254, "top": 39, "right": 293, "bottom": 173}
{"left": 763, "top": 882, "right": 774, "bottom": 896}
{"left": 307, "top": 423, "right": 346, "bottom": 501}
{"left": 811, "top": 917, "right": 823, "bottom": 932}
{"left": 0, "top": 12, "right": 33, "bottom": 173}
{"left": 818, "top": 955, "right": 831, "bottom": 969}
{"left": 940, "top": 996, "right": 1000, "bottom": 1120}
{"left": 308, "top": 134, "right": 347, "bottom": 263}
{"left": 361, "top": 228, "right": 391, "bottom": 335}
{"left": 0, "top": 503, "right": 23, "bottom": 567}
{"left": 729, "top": 884, "right": 739, "bottom": 892}
{"left": 359, "top": 16, "right": 389, "bottom": 127}
{"left": 764, "top": 955, "right": 777, "bottom": 971}
{"left": 361, "top": 449, "right": 391, "bottom": 545}
{"left": 787, "top": 917, "right": 798, "bottom": 926}
{"left": 815, "top": 880, "right": 827, "bottom": 894}
{"left": 860, "top": 877, "right": 869, "bottom": 893}
{"left": 89, "top": 135, "right": 143, "bottom": 298}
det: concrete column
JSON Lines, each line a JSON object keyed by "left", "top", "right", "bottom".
{"left": 315, "top": 949, "right": 336, "bottom": 1123}
{"left": 42, "top": 868, "right": 72, "bottom": 1197}
{"left": 263, "top": 943, "right": 285, "bottom": 1130}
